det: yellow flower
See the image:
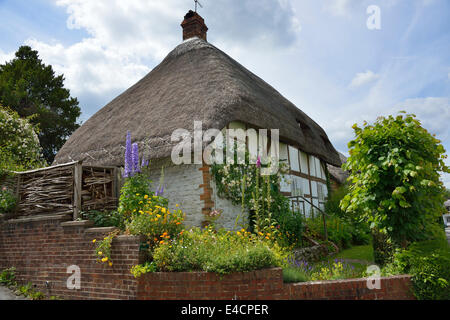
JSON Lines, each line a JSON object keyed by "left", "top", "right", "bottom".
{"left": 175, "top": 204, "right": 179, "bottom": 207}
{"left": 161, "top": 208, "right": 167, "bottom": 214}
{"left": 139, "top": 210, "right": 144, "bottom": 215}
{"left": 136, "top": 193, "right": 140, "bottom": 196}
{"left": 108, "top": 262, "right": 113, "bottom": 267}
{"left": 144, "top": 195, "right": 149, "bottom": 199}
{"left": 102, "top": 257, "right": 108, "bottom": 262}
{"left": 98, "top": 251, "right": 103, "bottom": 255}
{"left": 92, "top": 239, "right": 96, "bottom": 243}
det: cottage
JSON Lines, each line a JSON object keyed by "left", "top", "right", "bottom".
{"left": 54, "top": 11, "right": 341, "bottom": 229}
{"left": 327, "top": 152, "right": 349, "bottom": 192}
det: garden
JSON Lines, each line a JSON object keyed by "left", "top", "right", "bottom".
{"left": 1, "top": 105, "right": 450, "bottom": 300}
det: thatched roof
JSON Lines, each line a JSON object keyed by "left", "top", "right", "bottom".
{"left": 54, "top": 38, "right": 341, "bottom": 167}
{"left": 327, "top": 152, "right": 349, "bottom": 184}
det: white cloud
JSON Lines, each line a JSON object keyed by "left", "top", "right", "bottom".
{"left": 349, "top": 70, "right": 380, "bottom": 88}
{"left": 25, "top": 38, "right": 150, "bottom": 97}
{"left": 0, "top": 49, "right": 14, "bottom": 65}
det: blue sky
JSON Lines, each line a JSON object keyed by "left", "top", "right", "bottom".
{"left": 0, "top": 0, "right": 449, "bottom": 186}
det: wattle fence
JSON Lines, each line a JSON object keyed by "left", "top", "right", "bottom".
{"left": 0, "top": 162, "right": 120, "bottom": 219}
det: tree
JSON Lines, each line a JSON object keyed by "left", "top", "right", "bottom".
{"left": 340, "top": 112, "right": 449, "bottom": 261}
{"left": 0, "top": 105, "right": 44, "bottom": 175}
{"left": 0, "top": 46, "right": 81, "bottom": 163}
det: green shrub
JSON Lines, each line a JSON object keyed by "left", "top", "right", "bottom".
{"left": 282, "top": 267, "right": 310, "bottom": 283}
{"left": 118, "top": 170, "right": 163, "bottom": 219}
{"left": 82, "top": 210, "right": 125, "bottom": 229}
{"left": 383, "top": 239, "right": 450, "bottom": 300}
{"left": 125, "top": 195, "right": 185, "bottom": 249}
{"left": 274, "top": 210, "right": 303, "bottom": 248}
{"left": 0, "top": 186, "right": 17, "bottom": 214}
{"left": 151, "top": 227, "right": 289, "bottom": 275}
{"left": 0, "top": 106, "right": 45, "bottom": 175}
{"left": 304, "top": 214, "right": 369, "bottom": 250}
{"left": 340, "top": 113, "right": 449, "bottom": 249}
{"left": 0, "top": 267, "right": 17, "bottom": 287}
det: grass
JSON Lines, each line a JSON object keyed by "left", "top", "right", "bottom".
{"left": 334, "top": 245, "right": 374, "bottom": 263}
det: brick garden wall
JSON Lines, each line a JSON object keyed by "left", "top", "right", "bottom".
{"left": 0, "top": 215, "right": 415, "bottom": 300}
{"left": 0, "top": 214, "right": 145, "bottom": 299}
{"left": 137, "top": 268, "right": 415, "bottom": 300}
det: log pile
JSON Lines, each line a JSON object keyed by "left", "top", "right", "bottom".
{"left": 81, "top": 166, "right": 118, "bottom": 212}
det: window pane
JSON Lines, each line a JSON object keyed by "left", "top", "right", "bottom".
{"left": 315, "top": 157, "right": 321, "bottom": 178}
{"left": 299, "top": 151, "right": 309, "bottom": 174}
{"left": 280, "top": 174, "right": 291, "bottom": 193}
{"left": 301, "top": 177, "right": 310, "bottom": 195}
{"left": 320, "top": 161, "right": 326, "bottom": 179}
{"left": 311, "top": 181, "right": 318, "bottom": 197}
{"left": 309, "top": 155, "right": 316, "bottom": 177}
{"left": 289, "top": 146, "right": 300, "bottom": 172}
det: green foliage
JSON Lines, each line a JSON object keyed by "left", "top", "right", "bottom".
{"left": 125, "top": 198, "right": 185, "bottom": 249}
{"left": 152, "top": 227, "right": 290, "bottom": 275}
{"left": 286, "top": 258, "right": 365, "bottom": 282}
{"left": 340, "top": 112, "right": 449, "bottom": 249}
{"left": 82, "top": 210, "right": 125, "bottom": 229}
{"left": 273, "top": 210, "right": 304, "bottom": 248}
{"left": 0, "top": 46, "right": 81, "bottom": 163}
{"left": 130, "top": 262, "right": 158, "bottom": 278}
{"left": 211, "top": 149, "right": 302, "bottom": 246}
{"left": 0, "top": 186, "right": 17, "bottom": 214}
{"left": 0, "top": 106, "right": 45, "bottom": 175}
{"left": 382, "top": 239, "right": 450, "bottom": 300}
{"left": 0, "top": 267, "right": 17, "bottom": 287}
{"left": 372, "top": 228, "right": 395, "bottom": 265}
{"left": 118, "top": 170, "right": 164, "bottom": 219}
{"left": 92, "top": 230, "right": 120, "bottom": 267}
{"left": 15, "top": 282, "right": 46, "bottom": 300}
{"left": 282, "top": 267, "right": 310, "bottom": 283}
{"left": 304, "top": 214, "right": 370, "bottom": 250}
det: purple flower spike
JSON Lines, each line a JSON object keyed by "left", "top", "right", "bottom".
{"left": 256, "top": 156, "right": 261, "bottom": 168}
{"left": 132, "top": 143, "right": 140, "bottom": 174}
{"left": 123, "top": 131, "right": 132, "bottom": 178}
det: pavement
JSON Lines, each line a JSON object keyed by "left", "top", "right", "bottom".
{"left": 0, "top": 286, "right": 28, "bottom": 300}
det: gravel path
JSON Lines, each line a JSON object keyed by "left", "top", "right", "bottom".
{"left": 0, "top": 286, "right": 28, "bottom": 300}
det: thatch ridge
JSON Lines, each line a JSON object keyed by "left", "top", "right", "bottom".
{"left": 54, "top": 38, "right": 341, "bottom": 167}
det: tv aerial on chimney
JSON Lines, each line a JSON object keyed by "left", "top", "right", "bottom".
{"left": 194, "top": 0, "right": 203, "bottom": 12}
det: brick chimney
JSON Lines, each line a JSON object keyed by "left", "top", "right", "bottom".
{"left": 181, "top": 10, "right": 208, "bottom": 41}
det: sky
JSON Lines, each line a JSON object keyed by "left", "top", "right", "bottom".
{"left": 0, "top": 0, "right": 449, "bottom": 187}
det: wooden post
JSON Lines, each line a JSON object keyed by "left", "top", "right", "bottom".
{"left": 73, "top": 162, "right": 82, "bottom": 220}
{"left": 14, "top": 174, "right": 21, "bottom": 218}
{"left": 112, "top": 168, "right": 119, "bottom": 206}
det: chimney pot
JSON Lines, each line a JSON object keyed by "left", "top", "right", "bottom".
{"left": 181, "top": 10, "right": 208, "bottom": 41}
